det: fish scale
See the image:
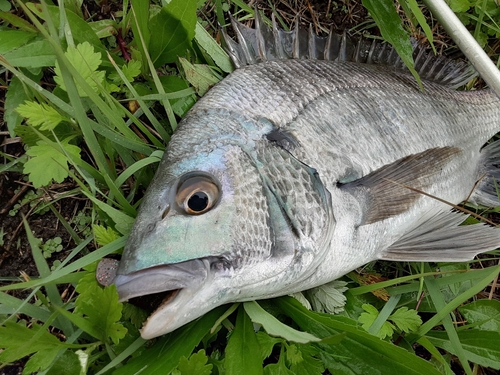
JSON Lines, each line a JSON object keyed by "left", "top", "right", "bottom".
{"left": 103, "top": 16, "right": 500, "bottom": 339}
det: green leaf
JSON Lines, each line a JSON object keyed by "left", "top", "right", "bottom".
{"left": 16, "top": 101, "right": 67, "bottom": 130}
{"left": 24, "top": 140, "right": 81, "bottom": 188}
{"left": 389, "top": 307, "right": 422, "bottom": 333}
{"left": 159, "top": 75, "right": 196, "bottom": 117}
{"left": 426, "top": 330, "right": 500, "bottom": 370}
{"left": 0, "top": 10, "right": 38, "bottom": 32}
{"left": 5, "top": 74, "right": 37, "bottom": 137}
{"left": 0, "top": 321, "right": 66, "bottom": 368}
{"left": 459, "top": 299, "right": 500, "bottom": 331}
{"left": 93, "top": 224, "right": 120, "bottom": 246}
{"left": 194, "top": 22, "right": 233, "bottom": 73}
{"left": 244, "top": 301, "right": 321, "bottom": 343}
{"left": 85, "top": 194, "right": 134, "bottom": 235}
{"left": 285, "top": 344, "right": 303, "bottom": 365}
{"left": 275, "top": 297, "right": 441, "bottom": 375}
{"left": 176, "top": 349, "right": 212, "bottom": 375}
{"left": 289, "top": 344, "right": 325, "bottom": 375}
{"left": 2, "top": 39, "right": 56, "bottom": 68}
{"left": 114, "top": 306, "right": 226, "bottom": 375}
{"left": 307, "top": 280, "right": 348, "bottom": 314}
{"left": 400, "top": 0, "right": 435, "bottom": 52}
{"left": 108, "top": 60, "right": 142, "bottom": 84}
{"left": 121, "top": 303, "right": 149, "bottom": 330}
{"left": 362, "top": 0, "right": 420, "bottom": 86}
{"left": 448, "top": 0, "right": 471, "bottom": 13}
{"left": 256, "top": 331, "right": 282, "bottom": 361}
{"left": 0, "top": 30, "right": 37, "bottom": 54}
{"left": 358, "top": 304, "right": 395, "bottom": 339}
{"left": 75, "top": 272, "right": 127, "bottom": 344}
{"left": 45, "top": 350, "right": 82, "bottom": 375}
{"left": 264, "top": 362, "right": 294, "bottom": 375}
{"left": 54, "top": 42, "right": 105, "bottom": 97}
{"left": 264, "top": 346, "right": 294, "bottom": 375}
{"left": 226, "top": 306, "right": 264, "bottom": 375}
{"left": 148, "top": 0, "right": 197, "bottom": 66}
{"left": 179, "top": 57, "right": 220, "bottom": 96}
{"left": 130, "top": 0, "right": 151, "bottom": 64}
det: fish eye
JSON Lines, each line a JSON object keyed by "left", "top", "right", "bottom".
{"left": 176, "top": 175, "right": 220, "bottom": 215}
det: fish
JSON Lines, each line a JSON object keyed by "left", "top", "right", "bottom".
{"left": 98, "top": 14, "right": 500, "bottom": 339}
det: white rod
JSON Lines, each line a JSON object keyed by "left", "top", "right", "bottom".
{"left": 422, "top": 0, "right": 500, "bottom": 95}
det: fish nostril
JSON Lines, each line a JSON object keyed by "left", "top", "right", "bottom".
{"left": 162, "top": 204, "right": 170, "bottom": 220}
{"left": 146, "top": 223, "right": 156, "bottom": 233}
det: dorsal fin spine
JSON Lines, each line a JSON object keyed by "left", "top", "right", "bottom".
{"left": 222, "top": 9, "right": 477, "bottom": 88}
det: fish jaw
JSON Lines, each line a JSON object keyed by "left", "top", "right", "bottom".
{"left": 114, "top": 257, "right": 234, "bottom": 339}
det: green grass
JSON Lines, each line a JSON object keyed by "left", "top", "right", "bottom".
{"left": 1, "top": 0, "right": 500, "bottom": 374}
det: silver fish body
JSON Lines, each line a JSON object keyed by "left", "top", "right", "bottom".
{"left": 111, "top": 54, "right": 500, "bottom": 338}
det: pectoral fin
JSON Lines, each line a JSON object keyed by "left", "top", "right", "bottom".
{"left": 339, "top": 147, "right": 461, "bottom": 224}
{"left": 382, "top": 209, "right": 500, "bottom": 261}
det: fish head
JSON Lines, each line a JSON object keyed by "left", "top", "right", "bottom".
{"left": 112, "top": 115, "right": 328, "bottom": 339}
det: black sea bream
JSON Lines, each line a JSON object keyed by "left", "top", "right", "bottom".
{"left": 100, "top": 15, "right": 500, "bottom": 339}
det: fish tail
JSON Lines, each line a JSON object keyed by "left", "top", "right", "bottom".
{"left": 222, "top": 9, "right": 477, "bottom": 88}
{"left": 470, "top": 140, "right": 500, "bottom": 207}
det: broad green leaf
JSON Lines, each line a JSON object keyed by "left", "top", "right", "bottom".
{"left": 256, "top": 331, "right": 282, "bottom": 361}
{"left": 179, "top": 57, "right": 221, "bottom": 96}
{"left": 24, "top": 140, "right": 81, "bottom": 188}
{"left": 5, "top": 74, "right": 37, "bottom": 137}
{"left": 289, "top": 344, "right": 325, "bottom": 375}
{"left": 54, "top": 42, "right": 105, "bottom": 97}
{"left": 148, "top": 0, "right": 197, "bottom": 66}
{"left": 194, "top": 22, "right": 233, "bottom": 73}
{"left": 89, "top": 19, "right": 117, "bottom": 39}
{"left": 226, "top": 306, "right": 263, "bottom": 375}
{"left": 264, "top": 362, "right": 294, "bottom": 375}
{"left": 131, "top": 0, "right": 151, "bottom": 64}
{"left": 358, "top": 304, "right": 395, "bottom": 339}
{"left": 448, "top": 0, "right": 471, "bottom": 12}
{"left": 244, "top": 301, "right": 321, "bottom": 343}
{"left": 0, "top": 321, "right": 66, "bottom": 367}
{"left": 114, "top": 306, "right": 226, "bottom": 375}
{"left": 93, "top": 225, "right": 120, "bottom": 246}
{"left": 45, "top": 350, "right": 82, "bottom": 375}
{"left": 2, "top": 39, "right": 56, "bottom": 67}
{"left": 426, "top": 330, "right": 500, "bottom": 370}
{"left": 175, "top": 349, "right": 212, "bottom": 375}
{"left": 362, "top": 0, "right": 420, "bottom": 86}
{"left": 0, "top": 30, "right": 37, "bottom": 54}
{"left": 16, "top": 101, "right": 67, "bottom": 130}
{"left": 459, "top": 299, "right": 500, "bottom": 331}
{"left": 159, "top": 75, "right": 196, "bottom": 117}
{"left": 389, "top": 307, "right": 422, "bottom": 333}
{"left": 74, "top": 273, "right": 127, "bottom": 345}
{"left": 275, "top": 297, "right": 441, "bottom": 375}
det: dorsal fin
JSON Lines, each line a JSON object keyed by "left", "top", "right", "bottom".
{"left": 222, "top": 11, "right": 477, "bottom": 89}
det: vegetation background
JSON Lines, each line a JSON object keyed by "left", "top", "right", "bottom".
{"left": 1, "top": 0, "right": 500, "bottom": 374}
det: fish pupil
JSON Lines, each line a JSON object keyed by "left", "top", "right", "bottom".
{"left": 188, "top": 192, "right": 209, "bottom": 212}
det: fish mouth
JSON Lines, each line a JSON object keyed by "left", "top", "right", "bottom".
{"left": 110, "top": 257, "right": 229, "bottom": 338}
{"left": 113, "top": 259, "right": 209, "bottom": 315}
